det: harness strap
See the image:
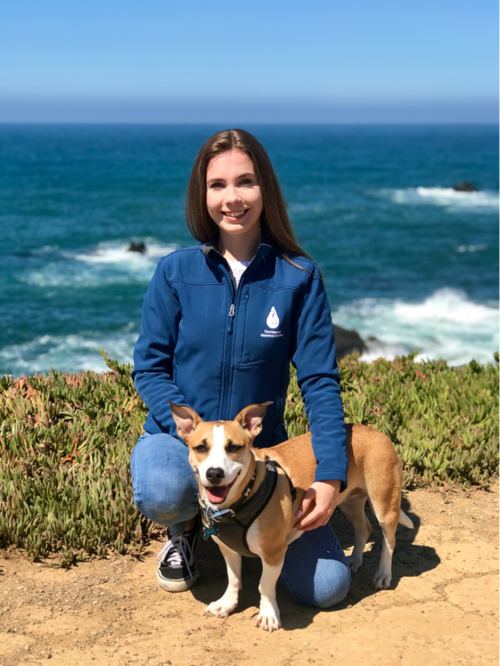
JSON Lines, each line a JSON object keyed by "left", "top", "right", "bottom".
{"left": 264, "top": 455, "right": 297, "bottom": 502}
{"left": 237, "top": 460, "right": 278, "bottom": 556}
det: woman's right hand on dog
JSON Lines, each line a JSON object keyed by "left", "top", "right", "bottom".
{"left": 293, "top": 479, "right": 341, "bottom": 532}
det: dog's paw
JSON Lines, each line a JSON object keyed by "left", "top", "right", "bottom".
{"left": 372, "top": 570, "right": 392, "bottom": 590}
{"left": 255, "top": 610, "right": 281, "bottom": 632}
{"left": 204, "top": 598, "right": 238, "bottom": 618}
{"left": 348, "top": 553, "right": 363, "bottom": 574}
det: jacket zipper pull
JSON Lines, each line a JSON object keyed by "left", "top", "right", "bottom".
{"left": 228, "top": 304, "right": 235, "bottom": 334}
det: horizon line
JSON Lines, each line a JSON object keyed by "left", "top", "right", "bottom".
{"left": 1, "top": 120, "right": 498, "bottom": 126}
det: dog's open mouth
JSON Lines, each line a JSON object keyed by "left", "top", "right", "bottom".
{"left": 205, "top": 472, "right": 240, "bottom": 504}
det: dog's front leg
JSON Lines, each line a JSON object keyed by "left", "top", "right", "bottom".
{"left": 255, "top": 555, "right": 285, "bottom": 632}
{"left": 204, "top": 540, "right": 242, "bottom": 618}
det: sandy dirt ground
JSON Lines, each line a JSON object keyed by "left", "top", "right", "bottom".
{"left": 0, "top": 482, "right": 498, "bottom": 666}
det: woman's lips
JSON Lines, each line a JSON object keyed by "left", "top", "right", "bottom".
{"left": 223, "top": 209, "right": 248, "bottom": 220}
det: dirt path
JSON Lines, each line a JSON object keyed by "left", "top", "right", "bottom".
{"left": 0, "top": 483, "right": 498, "bottom": 666}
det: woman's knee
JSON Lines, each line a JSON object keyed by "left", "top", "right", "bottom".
{"left": 281, "top": 523, "right": 351, "bottom": 608}
{"left": 130, "top": 433, "right": 198, "bottom": 525}
{"left": 313, "top": 561, "right": 351, "bottom": 609}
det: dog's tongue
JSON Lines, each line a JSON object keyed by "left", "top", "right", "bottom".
{"left": 206, "top": 485, "right": 230, "bottom": 504}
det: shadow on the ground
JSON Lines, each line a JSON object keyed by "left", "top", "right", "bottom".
{"left": 190, "top": 494, "right": 439, "bottom": 631}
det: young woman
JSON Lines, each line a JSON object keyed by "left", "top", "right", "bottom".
{"left": 131, "top": 129, "right": 351, "bottom": 608}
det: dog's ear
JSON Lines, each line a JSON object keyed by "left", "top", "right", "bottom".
{"left": 235, "top": 402, "right": 273, "bottom": 438}
{"left": 169, "top": 402, "right": 202, "bottom": 441}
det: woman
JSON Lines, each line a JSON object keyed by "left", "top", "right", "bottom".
{"left": 131, "top": 129, "right": 350, "bottom": 608}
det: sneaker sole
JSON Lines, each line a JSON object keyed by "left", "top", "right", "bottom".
{"left": 156, "top": 569, "right": 200, "bottom": 593}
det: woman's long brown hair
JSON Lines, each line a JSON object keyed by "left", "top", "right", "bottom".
{"left": 185, "top": 129, "right": 310, "bottom": 260}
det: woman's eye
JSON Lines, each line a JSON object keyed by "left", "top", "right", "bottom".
{"left": 239, "top": 178, "right": 253, "bottom": 186}
{"left": 209, "top": 182, "right": 224, "bottom": 189}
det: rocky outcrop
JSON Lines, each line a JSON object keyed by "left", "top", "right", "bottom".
{"left": 333, "top": 324, "right": 368, "bottom": 360}
{"left": 453, "top": 182, "right": 479, "bottom": 192}
{"left": 128, "top": 242, "right": 147, "bottom": 253}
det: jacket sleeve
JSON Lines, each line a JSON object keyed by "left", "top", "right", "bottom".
{"left": 132, "top": 259, "right": 189, "bottom": 432}
{"left": 291, "top": 264, "right": 348, "bottom": 488}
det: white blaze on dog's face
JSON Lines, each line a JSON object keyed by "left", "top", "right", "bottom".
{"left": 199, "top": 425, "right": 242, "bottom": 485}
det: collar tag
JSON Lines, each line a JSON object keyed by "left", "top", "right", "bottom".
{"left": 203, "top": 525, "right": 218, "bottom": 540}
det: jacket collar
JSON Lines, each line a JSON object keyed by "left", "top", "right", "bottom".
{"left": 200, "top": 236, "right": 274, "bottom": 266}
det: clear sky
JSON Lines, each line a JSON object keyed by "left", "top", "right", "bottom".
{"left": 1, "top": 0, "right": 498, "bottom": 123}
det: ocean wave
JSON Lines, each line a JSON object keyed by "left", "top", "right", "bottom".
{"left": 0, "top": 326, "right": 137, "bottom": 377}
{"left": 455, "top": 244, "right": 488, "bottom": 254}
{"left": 21, "top": 240, "right": 176, "bottom": 288}
{"left": 333, "top": 288, "right": 499, "bottom": 366}
{"left": 381, "top": 187, "right": 499, "bottom": 212}
{"left": 72, "top": 240, "right": 173, "bottom": 264}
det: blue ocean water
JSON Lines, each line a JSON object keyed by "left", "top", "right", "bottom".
{"left": 0, "top": 124, "right": 498, "bottom": 377}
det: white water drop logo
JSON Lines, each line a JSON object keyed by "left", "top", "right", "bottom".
{"left": 266, "top": 307, "right": 280, "bottom": 329}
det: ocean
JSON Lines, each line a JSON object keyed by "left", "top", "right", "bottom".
{"left": 0, "top": 124, "right": 498, "bottom": 377}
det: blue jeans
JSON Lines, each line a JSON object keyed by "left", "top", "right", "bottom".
{"left": 131, "top": 432, "right": 351, "bottom": 608}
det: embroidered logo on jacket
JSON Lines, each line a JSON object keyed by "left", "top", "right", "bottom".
{"left": 261, "top": 307, "right": 283, "bottom": 339}
{"left": 266, "top": 307, "right": 280, "bottom": 329}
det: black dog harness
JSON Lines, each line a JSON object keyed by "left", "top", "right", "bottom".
{"left": 199, "top": 458, "right": 296, "bottom": 559}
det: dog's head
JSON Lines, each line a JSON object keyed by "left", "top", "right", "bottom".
{"left": 169, "top": 402, "right": 271, "bottom": 507}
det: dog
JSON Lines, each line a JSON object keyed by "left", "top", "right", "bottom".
{"left": 169, "top": 401, "right": 414, "bottom": 632}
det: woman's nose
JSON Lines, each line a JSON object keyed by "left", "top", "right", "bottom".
{"left": 224, "top": 185, "right": 243, "bottom": 204}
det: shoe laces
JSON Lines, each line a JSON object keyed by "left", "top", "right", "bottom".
{"left": 157, "top": 533, "right": 194, "bottom": 579}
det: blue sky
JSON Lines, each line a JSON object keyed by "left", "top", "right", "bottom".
{"left": 1, "top": 0, "right": 498, "bottom": 122}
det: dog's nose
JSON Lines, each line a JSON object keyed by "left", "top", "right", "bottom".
{"left": 206, "top": 467, "right": 225, "bottom": 485}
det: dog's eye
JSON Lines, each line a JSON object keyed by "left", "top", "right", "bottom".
{"left": 226, "top": 442, "right": 243, "bottom": 454}
{"left": 194, "top": 444, "right": 208, "bottom": 454}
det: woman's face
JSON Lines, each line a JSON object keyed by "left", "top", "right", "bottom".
{"left": 206, "top": 149, "right": 263, "bottom": 246}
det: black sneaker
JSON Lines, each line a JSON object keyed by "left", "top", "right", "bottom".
{"left": 156, "top": 516, "right": 201, "bottom": 592}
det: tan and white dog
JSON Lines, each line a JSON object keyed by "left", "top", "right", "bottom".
{"left": 170, "top": 401, "right": 414, "bottom": 632}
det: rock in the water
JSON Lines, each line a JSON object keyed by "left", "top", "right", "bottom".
{"left": 453, "top": 182, "right": 479, "bottom": 192}
{"left": 333, "top": 324, "right": 367, "bottom": 361}
{"left": 128, "top": 242, "right": 147, "bottom": 254}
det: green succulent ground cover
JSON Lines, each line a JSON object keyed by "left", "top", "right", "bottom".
{"left": 0, "top": 353, "right": 498, "bottom": 565}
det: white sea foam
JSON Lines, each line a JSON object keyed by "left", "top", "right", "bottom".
{"left": 0, "top": 326, "right": 137, "bottom": 377}
{"left": 22, "top": 240, "right": 177, "bottom": 288}
{"left": 333, "top": 288, "right": 499, "bottom": 366}
{"left": 73, "top": 240, "right": 173, "bottom": 264}
{"left": 455, "top": 244, "right": 488, "bottom": 254}
{"left": 381, "top": 187, "right": 499, "bottom": 212}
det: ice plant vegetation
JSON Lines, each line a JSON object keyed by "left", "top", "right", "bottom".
{"left": 0, "top": 351, "right": 498, "bottom": 566}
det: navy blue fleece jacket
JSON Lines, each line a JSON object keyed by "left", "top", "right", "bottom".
{"left": 132, "top": 242, "right": 348, "bottom": 486}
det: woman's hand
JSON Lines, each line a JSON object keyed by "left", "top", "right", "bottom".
{"left": 293, "top": 479, "right": 341, "bottom": 532}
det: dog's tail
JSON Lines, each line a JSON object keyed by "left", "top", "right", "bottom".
{"left": 399, "top": 509, "right": 414, "bottom": 529}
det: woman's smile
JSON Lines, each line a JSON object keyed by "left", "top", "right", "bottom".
{"left": 223, "top": 209, "right": 248, "bottom": 220}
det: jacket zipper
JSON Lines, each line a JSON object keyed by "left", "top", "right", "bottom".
{"left": 220, "top": 251, "right": 261, "bottom": 418}
{"left": 228, "top": 304, "right": 235, "bottom": 334}
{"left": 221, "top": 279, "right": 240, "bottom": 418}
